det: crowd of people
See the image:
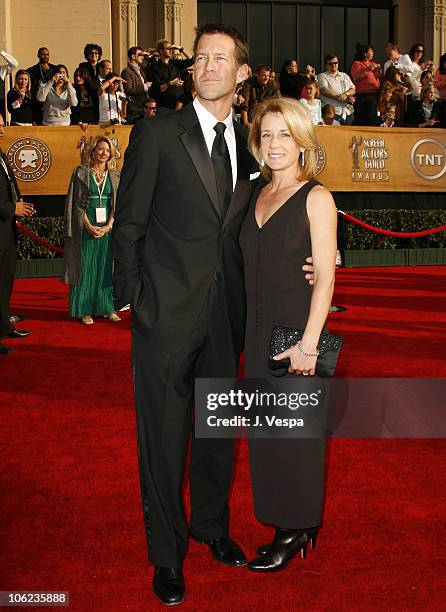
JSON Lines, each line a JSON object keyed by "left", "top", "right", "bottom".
{"left": 2, "top": 39, "right": 446, "bottom": 128}
{"left": 0, "top": 41, "right": 193, "bottom": 127}
{"left": 239, "top": 42, "right": 446, "bottom": 128}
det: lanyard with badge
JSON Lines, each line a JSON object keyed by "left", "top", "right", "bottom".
{"left": 94, "top": 170, "right": 108, "bottom": 224}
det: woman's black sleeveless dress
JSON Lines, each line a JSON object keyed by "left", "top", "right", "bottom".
{"left": 239, "top": 178, "right": 326, "bottom": 529}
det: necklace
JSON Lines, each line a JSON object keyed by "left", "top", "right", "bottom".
{"left": 92, "top": 165, "right": 106, "bottom": 182}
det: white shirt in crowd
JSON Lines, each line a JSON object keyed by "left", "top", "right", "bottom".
{"left": 0, "top": 50, "right": 19, "bottom": 81}
{"left": 383, "top": 54, "right": 414, "bottom": 77}
{"left": 299, "top": 98, "right": 322, "bottom": 125}
{"left": 99, "top": 90, "right": 126, "bottom": 125}
{"left": 193, "top": 97, "right": 237, "bottom": 190}
{"left": 317, "top": 71, "right": 355, "bottom": 118}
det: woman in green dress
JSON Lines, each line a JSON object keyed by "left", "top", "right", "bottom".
{"left": 63, "top": 136, "right": 121, "bottom": 324}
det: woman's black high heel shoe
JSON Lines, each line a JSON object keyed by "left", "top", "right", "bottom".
{"left": 247, "top": 528, "right": 310, "bottom": 572}
{"left": 256, "top": 526, "right": 319, "bottom": 556}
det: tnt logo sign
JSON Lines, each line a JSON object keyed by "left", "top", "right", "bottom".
{"left": 410, "top": 138, "right": 446, "bottom": 181}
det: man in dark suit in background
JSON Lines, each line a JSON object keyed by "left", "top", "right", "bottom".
{"left": 0, "top": 115, "right": 33, "bottom": 354}
{"left": 112, "top": 23, "right": 256, "bottom": 605}
{"left": 26, "top": 47, "right": 56, "bottom": 124}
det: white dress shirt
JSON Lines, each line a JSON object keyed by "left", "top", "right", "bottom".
{"left": 317, "top": 71, "right": 355, "bottom": 118}
{"left": 193, "top": 97, "right": 237, "bottom": 189}
{"left": 383, "top": 54, "right": 414, "bottom": 77}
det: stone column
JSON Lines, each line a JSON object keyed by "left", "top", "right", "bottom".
{"left": 423, "top": 0, "right": 446, "bottom": 64}
{"left": 156, "top": 0, "right": 183, "bottom": 46}
{"left": 111, "top": 0, "right": 139, "bottom": 73}
{"left": 155, "top": 0, "right": 196, "bottom": 51}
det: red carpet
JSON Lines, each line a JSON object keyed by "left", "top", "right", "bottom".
{"left": 1, "top": 267, "right": 445, "bottom": 611}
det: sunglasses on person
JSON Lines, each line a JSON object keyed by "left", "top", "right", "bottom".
{"left": 89, "top": 51, "right": 100, "bottom": 55}
{"left": 327, "top": 61, "right": 339, "bottom": 65}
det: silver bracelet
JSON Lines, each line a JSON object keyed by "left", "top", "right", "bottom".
{"left": 297, "top": 341, "right": 319, "bottom": 357}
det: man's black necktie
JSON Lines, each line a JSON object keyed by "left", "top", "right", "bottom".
{"left": 211, "top": 122, "right": 233, "bottom": 219}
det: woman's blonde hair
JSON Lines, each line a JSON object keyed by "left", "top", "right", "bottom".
{"left": 421, "top": 82, "right": 438, "bottom": 100}
{"left": 89, "top": 136, "right": 116, "bottom": 169}
{"left": 248, "top": 97, "right": 319, "bottom": 182}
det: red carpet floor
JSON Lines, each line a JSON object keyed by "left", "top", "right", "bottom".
{"left": 1, "top": 267, "right": 446, "bottom": 611}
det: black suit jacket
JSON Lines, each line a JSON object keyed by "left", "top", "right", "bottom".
{"left": 0, "top": 154, "right": 20, "bottom": 250}
{"left": 112, "top": 104, "right": 258, "bottom": 353}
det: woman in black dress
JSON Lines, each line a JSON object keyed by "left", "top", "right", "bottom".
{"left": 239, "top": 97, "right": 337, "bottom": 572}
{"left": 7, "top": 70, "right": 33, "bottom": 126}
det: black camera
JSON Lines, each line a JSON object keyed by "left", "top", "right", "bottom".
{"left": 110, "top": 118, "right": 119, "bottom": 125}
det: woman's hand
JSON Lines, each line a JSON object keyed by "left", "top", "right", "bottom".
{"left": 87, "top": 225, "right": 106, "bottom": 238}
{"left": 273, "top": 342, "right": 318, "bottom": 376}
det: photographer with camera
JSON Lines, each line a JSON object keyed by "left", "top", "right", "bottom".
{"left": 148, "top": 39, "right": 193, "bottom": 110}
{"left": 36, "top": 65, "right": 78, "bottom": 126}
{"left": 121, "top": 47, "right": 152, "bottom": 124}
{"left": 98, "top": 73, "right": 127, "bottom": 126}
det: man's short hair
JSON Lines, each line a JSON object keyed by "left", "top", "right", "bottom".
{"left": 193, "top": 23, "right": 249, "bottom": 66}
{"left": 387, "top": 42, "right": 400, "bottom": 52}
{"left": 128, "top": 46, "right": 142, "bottom": 61}
{"left": 98, "top": 59, "right": 112, "bottom": 71}
{"left": 156, "top": 39, "right": 170, "bottom": 52}
{"left": 256, "top": 64, "right": 271, "bottom": 74}
{"left": 324, "top": 53, "right": 338, "bottom": 64}
{"left": 142, "top": 98, "right": 157, "bottom": 108}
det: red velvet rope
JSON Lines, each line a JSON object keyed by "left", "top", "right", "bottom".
{"left": 339, "top": 210, "right": 446, "bottom": 238}
{"left": 16, "top": 221, "right": 64, "bottom": 254}
{"left": 16, "top": 210, "right": 446, "bottom": 254}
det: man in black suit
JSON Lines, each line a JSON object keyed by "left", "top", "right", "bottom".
{"left": 0, "top": 115, "right": 33, "bottom": 353}
{"left": 112, "top": 23, "right": 256, "bottom": 605}
{"left": 26, "top": 47, "right": 57, "bottom": 124}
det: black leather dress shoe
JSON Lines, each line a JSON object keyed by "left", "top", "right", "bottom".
{"left": 248, "top": 529, "right": 310, "bottom": 573}
{"left": 153, "top": 567, "right": 185, "bottom": 606}
{"left": 0, "top": 344, "right": 12, "bottom": 354}
{"left": 1, "top": 328, "right": 30, "bottom": 339}
{"left": 10, "top": 315, "right": 26, "bottom": 323}
{"left": 192, "top": 535, "right": 247, "bottom": 566}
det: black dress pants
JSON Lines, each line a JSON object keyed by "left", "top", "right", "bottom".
{"left": 132, "top": 279, "right": 238, "bottom": 568}
{"left": 0, "top": 245, "right": 16, "bottom": 336}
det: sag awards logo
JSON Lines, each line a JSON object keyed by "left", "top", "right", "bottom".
{"left": 350, "top": 136, "right": 389, "bottom": 182}
{"left": 6, "top": 137, "right": 51, "bottom": 182}
{"left": 314, "top": 143, "right": 326, "bottom": 176}
{"left": 410, "top": 138, "right": 446, "bottom": 181}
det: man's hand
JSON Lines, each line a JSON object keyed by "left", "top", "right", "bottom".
{"left": 169, "top": 77, "right": 183, "bottom": 87}
{"left": 15, "top": 199, "right": 35, "bottom": 217}
{"left": 302, "top": 256, "right": 315, "bottom": 285}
